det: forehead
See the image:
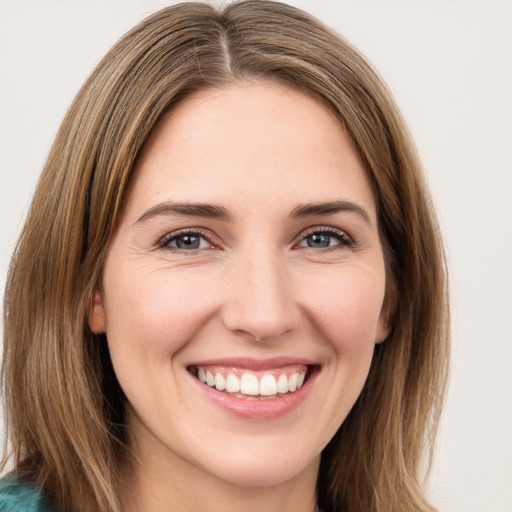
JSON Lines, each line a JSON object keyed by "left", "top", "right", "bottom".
{"left": 125, "top": 80, "right": 376, "bottom": 221}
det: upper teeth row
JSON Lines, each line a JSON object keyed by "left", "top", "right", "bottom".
{"left": 197, "top": 369, "right": 306, "bottom": 396}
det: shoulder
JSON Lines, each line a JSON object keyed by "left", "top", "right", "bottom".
{"left": 0, "top": 475, "right": 51, "bottom": 512}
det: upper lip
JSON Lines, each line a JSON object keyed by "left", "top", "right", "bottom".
{"left": 185, "top": 356, "right": 319, "bottom": 371}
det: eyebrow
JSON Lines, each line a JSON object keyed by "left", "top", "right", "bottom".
{"left": 135, "top": 199, "right": 372, "bottom": 226}
{"left": 135, "top": 201, "right": 231, "bottom": 224}
{"left": 291, "top": 200, "right": 372, "bottom": 226}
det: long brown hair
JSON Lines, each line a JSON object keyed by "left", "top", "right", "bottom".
{"left": 2, "top": 2, "right": 449, "bottom": 511}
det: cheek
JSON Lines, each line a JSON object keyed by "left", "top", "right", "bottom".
{"left": 302, "top": 266, "right": 386, "bottom": 355}
{"left": 102, "top": 265, "right": 219, "bottom": 359}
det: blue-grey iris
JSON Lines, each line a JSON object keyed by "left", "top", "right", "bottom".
{"left": 307, "top": 233, "right": 332, "bottom": 248}
{"left": 176, "top": 235, "right": 200, "bottom": 249}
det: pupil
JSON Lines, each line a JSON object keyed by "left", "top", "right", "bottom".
{"left": 176, "top": 235, "right": 199, "bottom": 249}
{"left": 308, "top": 233, "right": 330, "bottom": 248}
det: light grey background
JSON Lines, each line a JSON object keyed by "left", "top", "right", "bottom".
{"left": 1, "top": 1, "right": 511, "bottom": 511}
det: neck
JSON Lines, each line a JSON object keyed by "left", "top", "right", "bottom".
{"left": 119, "top": 425, "right": 320, "bottom": 512}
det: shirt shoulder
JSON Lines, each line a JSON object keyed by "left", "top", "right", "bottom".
{"left": 0, "top": 475, "right": 51, "bottom": 512}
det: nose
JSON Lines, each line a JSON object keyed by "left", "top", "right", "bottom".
{"left": 221, "top": 248, "right": 300, "bottom": 342}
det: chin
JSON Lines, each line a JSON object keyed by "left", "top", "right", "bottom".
{"left": 196, "top": 449, "right": 320, "bottom": 489}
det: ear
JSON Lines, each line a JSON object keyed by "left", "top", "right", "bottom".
{"left": 88, "top": 288, "right": 106, "bottom": 334}
{"left": 375, "top": 282, "right": 397, "bottom": 344}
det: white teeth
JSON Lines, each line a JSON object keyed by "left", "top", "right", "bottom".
{"left": 196, "top": 368, "right": 308, "bottom": 397}
{"left": 277, "top": 373, "right": 289, "bottom": 394}
{"left": 214, "top": 372, "right": 226, "bottom": 391}
{"left": 259, "top": 374, "right": 278, "bottom": 396}
{"left": 206, "top": 371, "right": 215, "bottom": 387}
{"left": 240, "top": 373, "right": 259, "bottom": 395}
{"left": 225, "top": 373, "right": 241, "bottom": 393}
{"left": 288, "top": 373, "right": 298, "bottom": 392}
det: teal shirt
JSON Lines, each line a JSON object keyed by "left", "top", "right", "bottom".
{"left": 0, "top": 475, "right": 51, "bottom": 512}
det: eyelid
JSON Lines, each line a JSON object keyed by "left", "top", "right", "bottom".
{"left": 155, "top": 225, "right": 354, "bottom": 252}
{"left": 294, "top": 225, "right": 354, "bottom": 248}
{"left": 156, "top": 228, "right": 219, "bottom": 250}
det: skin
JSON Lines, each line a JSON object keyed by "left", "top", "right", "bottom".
{"left": 90, "top": 80, "right": 391, "bottom": 512}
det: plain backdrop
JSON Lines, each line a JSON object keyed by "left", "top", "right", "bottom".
{"left": 1, "top": 1, "right": 511, "bottom": 511}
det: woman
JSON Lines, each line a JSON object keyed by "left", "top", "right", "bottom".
{"left": 0, "top": 1, "right": 449, "bottom": 511}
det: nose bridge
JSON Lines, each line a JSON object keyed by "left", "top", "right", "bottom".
{"left": 222, "top": 243, "right": 298, "bottom": 340}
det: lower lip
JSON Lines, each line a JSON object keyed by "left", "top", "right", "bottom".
{"left": 190, "top": 370, "right": 318, "bottom": 421}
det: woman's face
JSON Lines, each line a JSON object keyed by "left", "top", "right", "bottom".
{"left": 90, "top": 81, "right": 391, "bottom": 488}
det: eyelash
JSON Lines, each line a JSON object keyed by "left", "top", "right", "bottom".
{"left": 297, "top": 226, "right": 354, "bottom": 249}
{"left": 156, "top": 226, "right": 354, "bottom": 253}
{"left": 157, "top": 228, "right": 215, "bottom": 252}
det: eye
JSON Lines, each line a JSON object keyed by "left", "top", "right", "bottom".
{"left": 297, "top": 228, "right": 353, "bottom": 249}
{"left": 158, "top": 230, "right": 214, "bottom": 251}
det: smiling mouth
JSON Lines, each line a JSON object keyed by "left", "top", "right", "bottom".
{"left": 188, "top": 364, "right": 317, "bottom": 400}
